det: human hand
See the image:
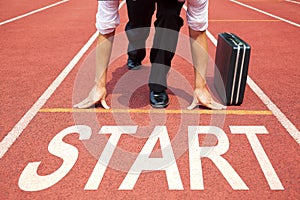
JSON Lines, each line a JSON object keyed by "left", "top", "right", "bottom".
{"left": 187, "top": 86, "right": 226, "bottom": 110}
{"left": 74, "top": 85, "right": 110, "bottom": 109}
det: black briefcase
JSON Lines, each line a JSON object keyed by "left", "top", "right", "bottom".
{"left": 214, "top": 32, "right": 251, "bottom": 105}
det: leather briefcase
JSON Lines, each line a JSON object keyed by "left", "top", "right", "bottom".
{"left": 214, "top": 32, "right": 251, "bottom": 105}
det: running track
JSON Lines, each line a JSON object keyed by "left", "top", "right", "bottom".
{"left": 0, "top": 0, "right": 299, "bottom": 199}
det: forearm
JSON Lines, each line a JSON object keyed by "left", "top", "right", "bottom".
{"left": 95, "top": 31, "right": 115, "bottom": 87}
{"left": 189, "top": 28, "right": 208, "bottom": 89}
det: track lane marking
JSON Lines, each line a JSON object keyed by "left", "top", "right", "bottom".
{"left": 209, "top": 19, "right": 280, "bottom": 22}
{"left": 285, "top": 0, "right": 300, "bottom": 5}
{"left": 0, "top": 0, "right": 69, "bottom": 26}
{"left": 0, "top": 32, "right": 98, "bottom": 158}
{"left": 246, "top": 77, "right": 300, "bottom": 144}
{"left": 0, "top": 1, "right": 126, "bottom": 159}
{"left": 230, "top": 0, "right": 300, "bottom": 28}
{"left": 39, "top": 108, "right": 273, "bottom": 115}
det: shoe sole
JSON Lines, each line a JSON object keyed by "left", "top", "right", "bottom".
{"left": 150, "top": 102, "right": 170, "bottom": 109}
{"left": 127, "top": 65, "right": 141, "bottom": 70}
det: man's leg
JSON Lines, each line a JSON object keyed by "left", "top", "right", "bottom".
{"left": 148, "top": 0, "right": 184, "bottom": 108}
{"left": 125, "top": 0, "right": 155, "bottom": 70}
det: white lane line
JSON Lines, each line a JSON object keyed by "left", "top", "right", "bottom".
{"left": 0, "top": 0, "right": 69, "bottom": 26}
{"left": 206, "top": 30, "right": 217, "bottom": 46}
{"left": 246, "top": 77, "right": 300, "bottom": 144}
{"left": 119, "top": 0, "right": 126, "bottom": 10}
{"left": 285, "top": 0, "right": 300, "bottom": 5}
{"left": 0, "top": 1, "right": 126, "bottom": 159}
{"left": 183, "top": 5, "right": 300, "bottom": 144}
{"left": 230, "top": 0, "right": 300, "bottom": 28}
{"left": 0, "top": 32, "right": 97, "bottom": 159}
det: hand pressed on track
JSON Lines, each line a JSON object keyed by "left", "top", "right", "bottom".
{"left": 187, "top": 86, "right": 226, "bottom": 110}
{"left": 74, "top": 85, "right": 110, "bottom": 109}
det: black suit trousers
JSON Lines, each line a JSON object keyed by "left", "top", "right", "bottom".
{"left": 125, "top": 0, "right": 184, "bottom": 92}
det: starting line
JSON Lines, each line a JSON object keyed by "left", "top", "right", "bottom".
{"left": 39, "top": 108, "right": 273, "bottom": 115}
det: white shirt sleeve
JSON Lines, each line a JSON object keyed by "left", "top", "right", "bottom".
{"left": 96, "top": 1, "right": 120, "bottom": 35}
{"left": 186, "top": 0, "right": 209, "bottom": 31}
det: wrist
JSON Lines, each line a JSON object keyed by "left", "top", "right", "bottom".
{"left": 195, "top": 80, "right": 206, "bottom": 89}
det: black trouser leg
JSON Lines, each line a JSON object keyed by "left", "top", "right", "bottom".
{"left": 125, "top": 0, "right": 155, "bottom": 62}
{"left": 148, "top": 0, "right": 184, "bottom": 92}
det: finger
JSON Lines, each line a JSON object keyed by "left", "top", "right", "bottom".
{"left": 78, "top": 100, "right": 96, "bottom": 109}
{"left": 74, "top": 98, "right": 96, "bottom": 109}
{"left": 201, "top": 100, "right": 226, "bottom": 110}
{"left": 187, "top": 98, "right": 199, "bottom": 110}
{"left": 100, "top": 99, "right": 110, "bottom": 109}
{"left": 210, "top": 101, "right": 226, "bottom": 110}
{"left": 74, "top": 98, "right": 90, "bottom": 108}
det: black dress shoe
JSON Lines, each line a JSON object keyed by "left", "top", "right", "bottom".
{"left": 127, "top": 58, "right": 141, "bottom": 70}
{"left": 150, "top": 90, "right": 169, "bottom": 108}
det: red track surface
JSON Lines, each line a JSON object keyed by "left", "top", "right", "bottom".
{"left": 0, "top": 0, "right": 299, "bottom": 199}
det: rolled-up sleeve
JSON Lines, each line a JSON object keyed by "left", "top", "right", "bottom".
{"left": 96, "top": 1, "right": 120, "bottom": 35}
{"left": 186, "top": 0, "right": 208, "bottom": 31}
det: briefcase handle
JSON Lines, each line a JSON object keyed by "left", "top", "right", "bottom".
{"left": 221, "top": 32, "right": 248, "bottom": 46}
